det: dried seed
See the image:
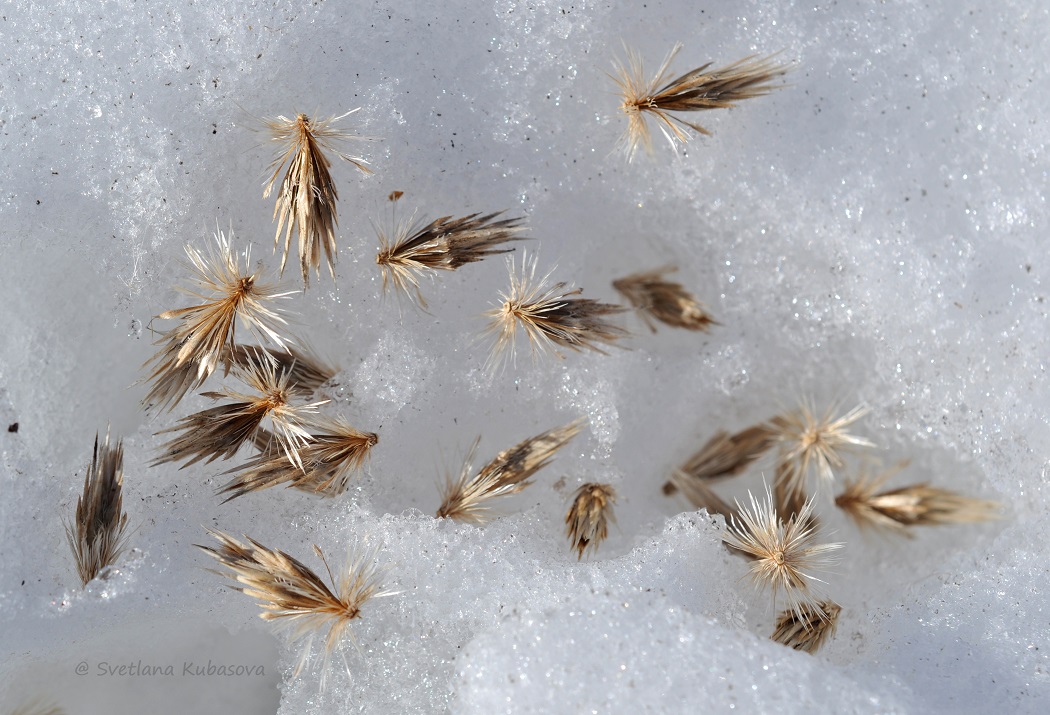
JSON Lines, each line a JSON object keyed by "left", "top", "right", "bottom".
{"left": 198, "top": 530, "right": 395, "bottom": 689}
{"left": 484, "top": 254, "right": 627, "bottom": 371}
{"left": 611, "top": 43, "right": 789, "bottom": 160}
{"left": 264, "top": 111, "right": 373, "bottom": 287}
{"left": 565, "top": 483, "right": 617, "bottom": 559}
{"left": 437, "top": 419, "right": 585, "bottom": 524}
{"left": 67, "top": 431, "right": 130, "bottom": 586}
{"left": 612, "top": 265, "right": 717, "bottom": 332}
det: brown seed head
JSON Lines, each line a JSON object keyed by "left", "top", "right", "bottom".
{"left": 484, "top": 254, "right": 627, "bottom": 372}
{"left": 612, "top": 265, "right": 718, "bottom": 332}
{"left": 723, "top": 486, "right": 842, "bottom": 622}
{"left": 375, "top": 200, "right": 526, "bottom": 308}
{"left": 198, "top": 529, "right": 394, "bottom": 687}
{"left": 264, "top": 110, "right": 373, "bottom": 287}
{"left": 611, "top": 42, "right": 790, "bottom": 161}
{"left": 770, "top": 400, "right": 875, "bottom": 497}
{"left": 835, "top": 462, "right": 1002, "bottom": 536}
{"left": 153, "top": 351, "right": 325, "bottom": 470}
{"left": 222, "top": 416, "right": 379, "bottom": 501}
{"left": 437, "top": 419, "right": 585, "bottom": 524}
{"left": 66, "top": 431, "right": 131, "bottom": 586}
{"left": 771, "top": 599, "right": 842, "bottom": 654}
{"left": 141, "top": 230, "right": 294, "bottom": 412}
{"left": 565, "top": 483, "right": 618, "bottom": 559}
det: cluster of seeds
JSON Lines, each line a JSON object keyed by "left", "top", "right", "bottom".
{"left": 55, "top": 40, "right": 1002, "bottom": 701}
{"left": 666, "top": 403, "right": 1000, "bottom": 652}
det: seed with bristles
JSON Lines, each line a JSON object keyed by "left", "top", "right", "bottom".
{"left": 221, "top": 416, "right": 379, "bottom": 501}
{"left": 835, "top": 462, "right": 1002, "bottom": 536}
{"left": 198, "top": 529, "right": 395, "bottom": 689}
{"left": 565, "top": 483, "right": 617, "bottom": 559}
{"left": 483, "top": 254, "right": 627, "bottom": 372}
{"left": 769, "top": 400, "right": 875, "bottom": 497}
{"left": 437, "top": 419, "right": 585, "bottom": 524}
{"left": 771, "top": 599, "right": 841, "bottom": 654}
{"left": 664, "top": 423, "right": 777, "bottom": 495}
{"left": 723, "top": 486, "right": 842, "bottom": 622}
{"left": 612, "top": 265, "right": 718, "bottom": 332}
{"left": 375, "top": 193, "right": 526, "bottom": 309}
{"left": 224, "top": 343, "right": 338, "bottom": 395}
{"left": 610, "top": 42, "right": 790, "bottom": 161}
{"left": 263, "top": 110, "right": 373, "bottom": 288}
{"left": 141, "top": 230, "right": 295, "bottom": 412}
{"left": 153, "top": 351, "right": 326, "bottom": 470}
{"left": 66, "top": 431, "right": 131, "bottom": 586}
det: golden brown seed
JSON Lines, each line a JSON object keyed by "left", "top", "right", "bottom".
{"left": 565, "top": 483, "right": 617, "bottom": 559}
{"left": 437, "top": 419, "right": 585, "bottom": 524}
{"left": 770, "top": 599, "right": 841, "bottom": 654}
{"left": 264, "top": 111, "right": 372, "bottom": 287}
{"left": 612, "top": 266, "right": 717, "bottom": 332}
{"left": 611, "top": 43, "right": 789, "bottom": 160}
{"left": 67, "top": 431, "right": 130, "bottom": 586}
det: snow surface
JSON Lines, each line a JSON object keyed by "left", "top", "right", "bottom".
{"left": 1, "top": 0, "right": 1048, "bottom": 713}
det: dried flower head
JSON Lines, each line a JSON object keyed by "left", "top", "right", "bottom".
{"left": 198, "top": 530, "right": 395, "bottom": 688}
{"left": 141, "top": 230, "right": 295, "bottom": 412}
{"left": 221, "top": 416, "right": 379, "bottom": 501}
{"left": 66, "top": 431, "right": 130, "bottom": 586}
{"left": 771, "top": 599, "right": 842, "bottom": 654}
{"left": 375, "top": 192, "right": 526, "bottom": 308}
{"left": 770, "top": 401, "right": 875, "bottom": 497}
{"left": 611, "top": 42, "right": 789, "bottom": 160}
{"left": 835, "top": 463, "right": 1002, "bottom": 535}
{"left": 437, "top": 418, "right": 585, "bottom": 524}
{"left": 565, "top": 482, "right": 617, "bottom": 559}
{"left": 723, "top": 486, "right": 842, "bottom": 621}
{"left": 612, "top": 266, "right": 718, "bottom": 332}
{"left": 665, "top": 424, "right": 777, "bottom": 496}
{"left": 153, "top": 351, "right": 325, "bottom": 470}
{"left": 224, "top": 343, "right": 338, "bottom": 395}
{"left": 484, "top": 254, "right": 627, "bottom": 371}
{"left": 264, "top": 110, "right": 372, "bottom": 287}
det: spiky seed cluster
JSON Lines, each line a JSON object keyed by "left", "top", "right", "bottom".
{"left": 141, "top": 231, "right": 294, "bottom": 412}
{"left": 612, "top": 266, "right": 717, "bottom": 332}
{"left": 835, "top": 465, "right": 1001, "bottom": 536}
{"left": 224, "top": 343, "right": 338, "bottom": 395}
{"left": 66, "top": 432, "right": 131, "bottom": 586}
{"left": 264, "top": 110, "right": 372, "bottom": 287}
{"left": 375, "top": 197, "right": 526, "bottom": 308}
{"left": 153, "top": 352, "right": 325, "bottom": 470}
{"left": 611, "top": 42, "right": 789, "bottom": 161}
{"left": 565, "top": 483, "right": 617, "bottom": 559}
{"left": 484, "top": 255, "right": 627, "bottom": 371}
{"left": 723, "top": 487, "right": 842, "bottom": 623}
{"left": 198, "top": 530, "right": 394, "bottom": 686}
{"left": 769, "top": 402, "right": 875, "bottom": 497}
{"left": 771, "top": 600, "right": 842, "bottom": 654}
{"left": 437, "top": 419, "right": 585, "bottom": 524}
{"left": 221, "top": 416, "right": 379, "bottom": 501}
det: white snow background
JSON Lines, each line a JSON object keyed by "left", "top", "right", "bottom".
{"left": 0, "top": 0, "right": 1047, "bottom": 713}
